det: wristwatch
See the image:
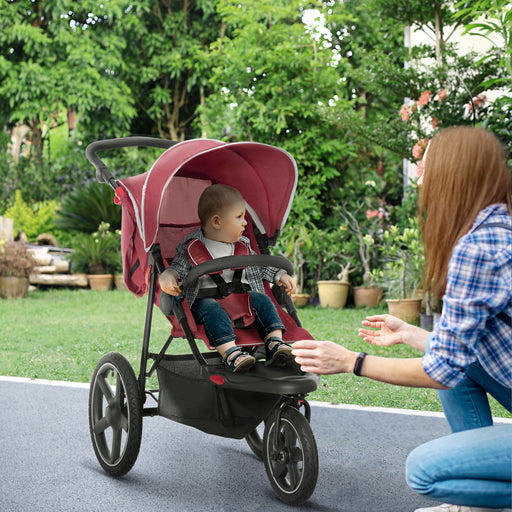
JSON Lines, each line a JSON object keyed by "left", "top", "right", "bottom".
{"left": 353, "top": 352, "right": 367, "bottom": 376}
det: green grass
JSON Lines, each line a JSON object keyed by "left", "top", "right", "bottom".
{"left": 1, "top": 288, "right": 509, "bottom": 418}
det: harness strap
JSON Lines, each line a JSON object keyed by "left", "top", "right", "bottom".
{"left": 186, "top": 238, "right": 254, "bottom": 328}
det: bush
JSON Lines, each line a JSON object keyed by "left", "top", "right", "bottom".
{"left": 3, "top": 191, "right": 59, "bottom": 242}
{"left": 68, "top": 222, "right": 120, "bottom": 274}
{"left": 55, "top": 181, "right": 121, "bottom": 234}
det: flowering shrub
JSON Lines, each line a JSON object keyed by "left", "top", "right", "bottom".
{"left": 399, "top": 83, "right": 489, "bottom": 172}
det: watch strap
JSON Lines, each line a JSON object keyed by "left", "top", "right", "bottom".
{"left": 353, "top": 352, "right": 367, "bottom": 376}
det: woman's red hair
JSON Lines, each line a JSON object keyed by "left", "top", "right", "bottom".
{"left": 418, "top": 126, "right": 512, "bottom": 298}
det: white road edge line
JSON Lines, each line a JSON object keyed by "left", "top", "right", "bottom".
{"left": 1, "top": 375, "right": 510, "bottom": 423}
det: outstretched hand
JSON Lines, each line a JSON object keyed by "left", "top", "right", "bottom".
{"left": 358, "top": 314, "right": 409, "bottom": 347}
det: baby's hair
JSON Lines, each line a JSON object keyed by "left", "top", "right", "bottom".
{"left": 198, "top": 184, "right": 245, "bottom": 227}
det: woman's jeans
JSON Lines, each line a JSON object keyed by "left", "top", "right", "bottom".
{"left": 425, "top": 333, "right": 511, "bottom": 433}
{"left": 406, "top": 425, "right": 512, "bottom": 508}
{"left": 406, "top": 334, "right": 512, "bottom": 507}
{"left": 191, "top": 291, "right": 285, "bottom": 347}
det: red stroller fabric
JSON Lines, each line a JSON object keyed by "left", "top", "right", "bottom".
{"left": 116, "top": 138, "right": 313, "bottom": 347}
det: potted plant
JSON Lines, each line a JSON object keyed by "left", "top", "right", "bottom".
{"left": 275, "top": 224, "right": 313, "bottom": 307}
{"left": 317, "top": 261, "right": 353, "bottom": 309}
{"left": 338, "top": 204, "right": 385, "bottom": 308}
{"left": 69, "top": 223, "right": 118, "bottom": 291}
{"left": 376, "top": 221, "right": 424, "bottom": 324}
{"left": 0, "top": 240, "right": 35, "bottom": 298}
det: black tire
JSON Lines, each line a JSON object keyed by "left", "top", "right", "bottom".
{"left": 263, "top": 406, "right": 318, "bottom": 506}
{"left": 88, "top": 352, "right": 143, "bottom": 477}
{"left": 245, "top": 422, "right": 264, "bottom": 460}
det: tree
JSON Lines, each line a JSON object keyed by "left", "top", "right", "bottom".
{"left": 119, "top": 0, "right": 223, "bottom": 141}
{"left": 0, "top": 0, "right": 137, "bottom": 159}
{"left": 201, "top": 0, "right": 350, "bottom": 220}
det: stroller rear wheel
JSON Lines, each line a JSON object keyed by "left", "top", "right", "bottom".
{"left": 263, "top": 405, "right": 318, "bottom": 506}
{"left": 88, "top": 352, "right": 143, "bottom": 477}
{"left": 245, "top": 422, "right": 265, "bottom": 460}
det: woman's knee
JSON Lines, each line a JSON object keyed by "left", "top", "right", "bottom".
{"left": 405, "top": 443, "right": 435, "bottom": 496}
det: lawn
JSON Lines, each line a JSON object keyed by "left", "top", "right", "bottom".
{"left": 1, "top": 288, "right": 509, "bottom": 418}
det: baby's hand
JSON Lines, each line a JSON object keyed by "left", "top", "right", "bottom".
{"left": 278, "top": 273, "right": 296, "bottom": 295}
{"left": 159, "top": 269, "right": 181, "bottom": 296}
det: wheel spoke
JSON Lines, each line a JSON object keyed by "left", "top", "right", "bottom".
{"left": 119, "top": 410, "right": 129, "bottom": 432}
{"left": 97, "top": 373, "right": 114, "bottom": 403}
{"left": 111, "top": 427, "right": 123, "bottom": 463}
{"left": 287, "top": 459, "right": 301, "bottom": 487}
{"left": 93, "top": 416, "right": 111, "bottom": 435}
{"left": 289, "top": 446, "right": 304, "bottom": 463}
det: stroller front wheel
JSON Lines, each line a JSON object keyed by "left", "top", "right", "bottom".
{"left": 263, "top": 405, "right": 318, "bottom": 506}
{"left": 88, "top": 352, "right": 143, "bottom": 477}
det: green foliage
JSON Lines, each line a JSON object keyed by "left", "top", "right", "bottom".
{"left": 455, "top": 0, "right": 512, "bottom": 84}
{"left": 68, "top": 222, "right": 120, "bottom": 274}
{"left": 3, "top": 190, "right": 58, "bottom": 241}
{"left": 117, "top": 0, "right": 222, "bottom": 140}
{"left": 374, "top": 220, "right": 424, "bottom": 300}
{"left": 55, "top": 181, "right": 121, "bottom": 234}
{"left": 0, "top": 0, "right": 136, "bottom": 152}
{"left": 0, "top": 240, "right": 35, "bottom": 278}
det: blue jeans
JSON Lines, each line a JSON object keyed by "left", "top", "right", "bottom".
{"left": 191, "top": 291, "right": 285, "bottom": 347}
{"left": 406, "top": 425, "right": 512, "bottom": 508}
{"left": 426, "top": 333, "right": 512, "bottom": 432}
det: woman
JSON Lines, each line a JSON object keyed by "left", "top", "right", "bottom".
{"left": 292, "top": 126, "right": 511, "bottom": 512}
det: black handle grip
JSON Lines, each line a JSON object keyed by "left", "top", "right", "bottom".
{"left": 85, "top": 137, "right": 178, "bottom": 188}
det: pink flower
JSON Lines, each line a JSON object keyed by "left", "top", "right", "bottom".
{"left": 412, "top": 138, "right": 429, "bottom": 160}
{"left": 417, "top": 90, "right": 431, "bottom": 108}
{"left": 436, "top": 88, "right": 448, "bottom": 102}
{"left": 416, "top": 160, "right": 424, "bottom": 177}
{"left": 366, "top": 209, "right": 379, "bottom": 220}
{"left": 431, "top": 116, "right": 441, "bottom": 129}
{"left": 399, "top": 104, "right": 410, "bottom": 121}
{"left": 468, "top": 94, "right": 487, "bottom": 114}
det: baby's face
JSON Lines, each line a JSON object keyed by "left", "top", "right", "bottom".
{"left": 216, "top": 201, "right": 247, "bottom": 243}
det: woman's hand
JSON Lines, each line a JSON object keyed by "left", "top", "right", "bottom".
{"left": 358, "top": 314, "right": 430, "bottom": 353}
{"left": 358, "top": 314, "right": 409, "bottom": 347}
{"left": 291, "top": 340, "right": 358, "bottom": 375}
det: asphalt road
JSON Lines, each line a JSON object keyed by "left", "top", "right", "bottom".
{"left": 0, "top": 377, "right": 455, "bottom": 512}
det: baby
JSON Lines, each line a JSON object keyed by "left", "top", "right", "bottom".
{"left": 159, "top": 184, "right": 296, "bottom": 373}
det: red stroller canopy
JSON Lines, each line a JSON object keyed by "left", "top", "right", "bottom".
{"left": 117, "top": 139, "right": 298, "bottom": 296}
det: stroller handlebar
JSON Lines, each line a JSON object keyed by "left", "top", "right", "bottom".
{"left": 85, "top": 137, "right": 178, "bottom": 189}
{"left": 181, "top": 255, "right": 294, "bottom": 291}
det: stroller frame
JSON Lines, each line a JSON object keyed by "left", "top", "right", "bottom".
{"left": 86, "top": 137, "right": 320, "bottom": 506}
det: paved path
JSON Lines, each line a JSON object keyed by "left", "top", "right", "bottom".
{"left": 0, "top": 377, "right": 456, "bottom": 512}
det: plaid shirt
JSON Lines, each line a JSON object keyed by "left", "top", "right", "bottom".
{"left": 168, "top": 228, "right": 282, "bottom": 306}
{"left": 423, "top": 204, "right": 512, "bottom": 389}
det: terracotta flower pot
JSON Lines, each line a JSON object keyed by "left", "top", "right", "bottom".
{"left": 0, "top": 276, "right": 29, "bottom": 299}
{"left": 114, "top": 274, "right": 127, "bottom": 291}
{"left": 386, "top": 298, "right": 422, "bottom": 324}
{"left": 317, "top": 280, "right": 350, "bottom": 309}
{"left": 291, "top": 293, "right": 310, "bottom": 308}
{"left": 88, "top": 274, "right": 113, "bottom": 291}
{"left": 353, "top": 286, "right": 383, "bottom": 308}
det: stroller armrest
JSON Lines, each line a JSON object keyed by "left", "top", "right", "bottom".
{"left": 181, "top": 255, "right": 294, "bottom": 291}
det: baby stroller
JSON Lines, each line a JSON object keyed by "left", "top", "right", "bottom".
{"left": 85, "top": 137, "right": 321, "bottom": 506}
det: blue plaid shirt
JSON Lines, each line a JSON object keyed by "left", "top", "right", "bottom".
{"left": 422, "top": 204, "right": 512, "bottom": 389}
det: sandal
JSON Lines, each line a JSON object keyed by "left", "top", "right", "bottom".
{"left": 222, "top": 346, "right": 256, "bottom": 373}
{"left": 265, "top": 337, "right": 293, "bottom": 367}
